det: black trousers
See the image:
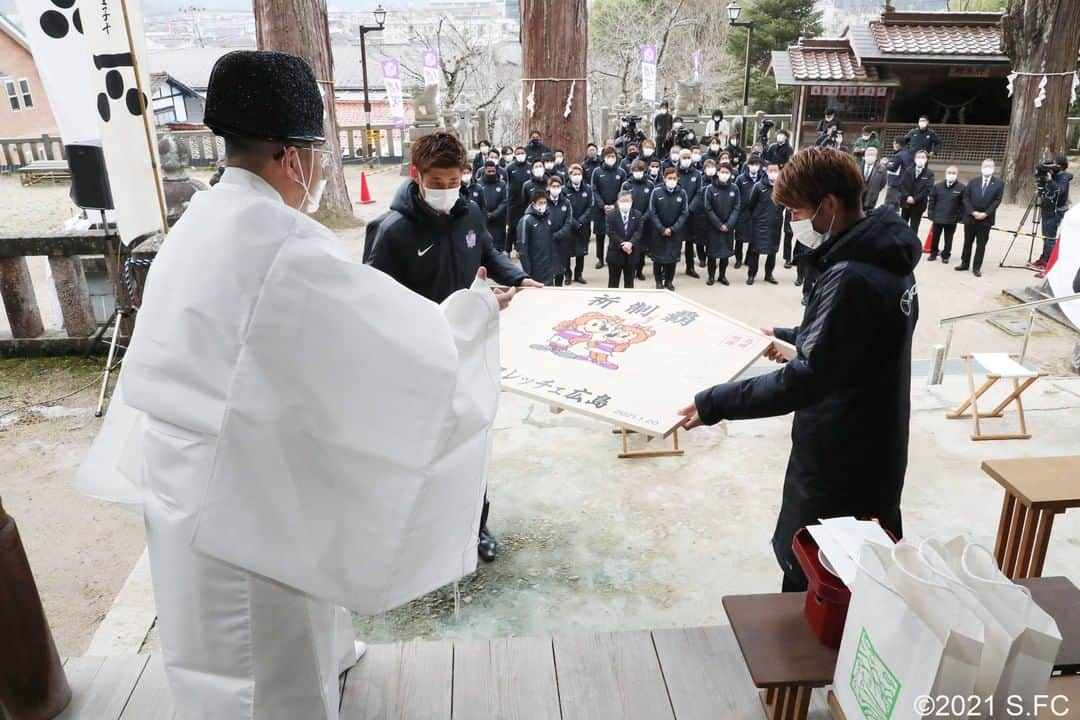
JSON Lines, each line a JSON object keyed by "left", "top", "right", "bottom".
{"left": 901, "top": 201, "right": 927, "bottom": 238}
{"left": 1039, "top": 213, "right": 1061, "bottom": 263}
{"left": 593, "top": 219, "right": 606, "bottom": 260}
{"left": 706, "top": 257, "right": 729, "bottom": 280}
{"left": 653, "top": 261, "right": 676, "bottom": 286}
{"left": 745, "top": 251, "right": 776, "bottom": 278}
{"left": 782, "top": 209, "right": 793, "bottom": 262}
{"left": 607, "top": 259, "right": 635, "bottom": 288}
{"left": 734, "top": 232, "right": 747, "bottom": 265}
{"left": 507, "top": 205, "right": 525, "bottom": 251}
{"left": 684, "top": 241, "right": 705, "bottom": 269}
{"left": 930, "top": 222, "right": 956, "bottom": 258}
{"left": 961, "top": 223, "right": 991, "bottom": 270}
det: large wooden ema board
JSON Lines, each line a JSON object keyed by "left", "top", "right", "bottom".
{"left": 498, "top": 288, "right": 774, "bottom": 440}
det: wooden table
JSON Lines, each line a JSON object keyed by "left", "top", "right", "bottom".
{"left": 982, "top": 456, "right": 1080, "bottom": 579}
{"left": 722, "top": 593, "right": 838, "bottom": 720}
{"left": 726, "top": 578, "right": 1079, "bottom": 720}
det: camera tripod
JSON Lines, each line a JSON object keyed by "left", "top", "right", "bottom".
{"left": 998, "top": 192, "right": 1045, "bottom": 270}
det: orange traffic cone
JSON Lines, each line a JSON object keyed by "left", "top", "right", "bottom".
{"left": 358, "top": 171, "right": 375, "bottom": 205}
{"left": 923, "top": 223, "right": 934, "bottom": 253}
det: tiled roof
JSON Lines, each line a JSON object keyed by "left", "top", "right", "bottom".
{"left": 869, "top": 21, "right": 1002, "bottom": 55}
{"left": 788, "top": 46, "right": 878, "bottom": 82}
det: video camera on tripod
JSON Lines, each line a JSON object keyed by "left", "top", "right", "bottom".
{"left": 620, "top": 114, "right": 643, "bottom": 133}
{"left": 1034, "top": 159, "right": 1060, "bottom": 199}
{"left": 756, "top": 118, "right": 775, "bottom": 146}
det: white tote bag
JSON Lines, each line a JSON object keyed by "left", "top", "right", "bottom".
{"left": 834, "top": 543, "right": 948, "bottom": 720}
{"left": 925, "top": 537, "right": 1061, "bottom": 717}
{"left": 887, "top": 542, "right": 984, "bottom": 704}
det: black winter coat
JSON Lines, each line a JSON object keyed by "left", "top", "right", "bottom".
{"left": 764, "top": 141, "right": 793, "bottom": 168}
{"left": 678, "top": 166, "right": 703, "bottom": 212}
{"left": 463, "top": 181, "right": 487, "bottom": 213}
{"left": 565, "top": 181, "right": 594, "bottom": 256}
{"left": 591, "top": 165, "right": 628, "bottom": 213}
{"left": 734, "top": 169, "right": 760, "bottom": 241}
{"left": 524, "top": 140, "right": 552, "bottom": 164}
{"left": 516, "top": 206, "right": 561, "bottom": 285}
{"left": 885, "top": 148, "right": 913, "bottom": 189}
{"left": 521, "top": 175, "right": 551, "bottom": 205}
{"left": 695, "top": 207, "right": 920, "bottom": 582}
{"left": 506, "top": 161, "right": 533, "bottom": 208}
{"left": 703, "top": 181, "right": 741, "bottom": 258}
{"left": 621, "top": 178, "right": 655, "bottom": 215}
{"left": 746, "top": 180, "right": 782, "bottom": 254}
{"left": 581, "top": 156, "right": 603, "bottom": 184}
{"left": 648, "top": 184, "right": 689, "bottom": 263}
{"left": 545, "top": 192, "right": 576, "bottom": 266}
{"left": 903, "top": 127, "right": 940, "bottom": 155}
{"left": 368, "top": 180, "right": 527, "bottom": 302}
{"left": 927, "top": 180, "right": 965, "bottom": 225}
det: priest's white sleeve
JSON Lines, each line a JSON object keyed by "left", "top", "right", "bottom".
{"left": 189, "top": 239, "right": 500, "bottom": 615}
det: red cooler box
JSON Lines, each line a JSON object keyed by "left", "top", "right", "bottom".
{"left": 792, "top": 527, "right": 851, "bottom": 650}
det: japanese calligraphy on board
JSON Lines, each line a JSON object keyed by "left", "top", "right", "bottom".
{"left": 498, "top": 288, "right": 772, "bottom": 437}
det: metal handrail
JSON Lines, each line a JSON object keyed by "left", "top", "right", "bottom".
{"left": 934, "top": 291, "right": 1080, "bottom": 381}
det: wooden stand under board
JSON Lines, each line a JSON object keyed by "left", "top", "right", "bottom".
{"left": 946, "top": 353, "right": 1047, "bottom": 441}
{"left": 612, "top": 428, "right": 684, "bottom": 459}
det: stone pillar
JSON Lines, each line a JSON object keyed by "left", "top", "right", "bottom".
{"left": 47, "top": 256, "right": 97, "bottom": 338}
{"left": 0, "top": 257, "right": 45, "bottom": 338}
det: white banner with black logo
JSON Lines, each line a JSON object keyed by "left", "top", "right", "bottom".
{"left": 13, "top": 0, "right": 100, "bottom": 143}
{"left": 80, "top": 0, "right": 165, "bottom": 244}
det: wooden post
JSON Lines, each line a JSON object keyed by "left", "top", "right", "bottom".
{"left": 47, "top": 255, "right": 97, "bottom": 337}
{"left": 0, "top": 257, "right": 45, "bottom": 338}
{"left": 521, "top": 0, "right": 588, "bottom": 151}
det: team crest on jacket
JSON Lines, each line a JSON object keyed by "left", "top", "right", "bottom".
{"left": 466, "top": 229, "right": 476, "bottom": 248}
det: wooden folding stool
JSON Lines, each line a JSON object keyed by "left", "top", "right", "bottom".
{"left": 947, "top": 353, "right": 1047, "bottom": 441}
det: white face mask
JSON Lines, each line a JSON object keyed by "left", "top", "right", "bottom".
{"left": 515, "top": 153, "right": 526, "bottom": 162}
{"left": 423, "top": 185, "right": 459, "bottom": 214}
{"left": 665, "top": 179, "right": 677, "bottom": 190}
{"left": 480, "top": 146, "right": 489, "bottom": 154}
{"left": 680, "top": 159, "right": 691, "bottom": 169}
{"left": 767, "top": 172, "right": 779, "bottom": 182}
{"left": 544, "top": 162, "right": 555, "bottom": 171}
{"left": 618, "top": 202, "right": 632, "bottom": 213}
{"left": 718, "top": 172, "right": 731, "bottom": 183}
{"left": 674, "top": 122, "right": 683, "bottom": 129}
{"left": 292, "top": 147, "right": 327, "bottom": 214}
{"left": 691, "top": 153, "right": 702, "bottom": 162}
{"left": 533, "top": 203, "right": 547, "bottom": 215}
{"left": 790, "top": 200, "right": 836, "bottom": 250}
{"left": 918, "top": 121, "right": 928, "bottom": 129}
{"left": 555, "top": 155, "right": 564, "bottom": 164}
{"left": 748, "top": 166, "right": 760, "bottom": 176}
{"left": 669, "top": 154, "right": 679, "bottom": 163}
{"left": 549, "top": 187, "right": 562, "bottom": 198}
{"left": 570, "top": 174, "right": 582, "bottom": 184}
{"left": 981, "top": 166, "right": 994, "bottom": 177}
{"left": 915, "top": 158, "right": 926, "bottom": 168}
{"left": 710, "top": 144, "right": 720, "bottom": 152}
{"left": 632, "top": 171, "right": 644, "bottom": 180}
{"left": 705, "top": 167, "right": 717, "bottom": 177}
{"left": 946, "top": 173, "right": 958, "bottom": 183}
{"left": 605, "top": 157, "right": 617, "bottom": 167}
{"left": 642, "top": 148, "right": 654, "bottom": 157}
{"left": 864, "top": 154, "right": 878, "bottom": 165}
{"left": 461, "top": 173, "right": 472, "bottom": 184}
{"left": 533, "top": 168, "right": 545, "bottom": 178}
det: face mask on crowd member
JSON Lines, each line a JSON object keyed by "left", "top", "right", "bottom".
{"left": 532, "top": 163, "right": 545, "bottom": 178}
{"left": 515, "top": 150, "right": 526, "bottom": 163}
{"left": 479, "top": 143, "right": 490, "bottom": 154}
{"left": 619, "top": 199, "right": 632, "bottom": 214}
{"left": 544, "top": 161, "right": 555, "bottom": 171}
{"left": 604, "top": 153, "right": 618, "bottom": 167}
{"left": 918, "top": 117, "right": 929, "bottom": 130}
{"left": 587, "top": 146, "right": 598, "bottom": 158}
{"left": 484, "top": 165, "right": 498, "bottom": 180}
{"left": 790, "top": 197, "right": 837, "bottom": 250}
{"left": 704, "top": 162, "right": 716, "bottom": 177}
{"left": 658, "top": 104, "right": 669, "bottom": 115}
{"left": 776, "top": 133, "right": 788, "bottom": 145}
{"left": 981, "top": 162, "right": 995, "bottom": 178}
{"left": 747, "top": 163, "right": 760, "bottom": 176}
{"left": 766, "top": 164, "right": 780, "bottom": 182}
{"left": 718, "top": 167, "right": 732, "bottom": 183}
{"left": 642, "top": 144, "right": 655, "bottom": 158}
{"left": 633, "top": 170, "right": 645, "bottom": 180}
{"left": 691, "top": 151, "right": 702, "bottom": 163}
{"left": 914, "top": 152, "right": 927, "bottom": 169}
{"left": 530, "top": 133, "right": 542, "bottom": 145}
{"left": 945, "top": 168, "right": 958, "bottom": 184}
{"left": 417, "top": 163, "right": 461, "bottom": 215}
{"left": 554, "top": 152, "right": 564, "bottom": 165}
{"left": 533, "top": 199, "right": 548, "bottom": 214}
{"left": 649, "top": 165, "right": 661, "bottom": 178}
{"left": 680, "top": 155, "right": 692, "bottom": 169}
{"left": 548, "top": 181, "right": 563, "bottom": 199}
{"left": 864, "top": 150, "right": 878, "bottom": 165}
{"left": 283, "top": 144, "right": 330, "bottom": 214}
{"left": 710, "top": 142, "right": 721, "bottom": 153}
{"left": 570, "top": 171, "right": 582, "bottom": 185}
{"left": 461, "top": 171, "right": 473, "bottom": 185}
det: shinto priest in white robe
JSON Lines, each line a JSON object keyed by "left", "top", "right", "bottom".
{"left": 75, "top": 168, "right": 500, "bottom": 719}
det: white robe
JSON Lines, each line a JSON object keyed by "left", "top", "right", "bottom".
{"left": 75, "top": 168, "right": 500, "bottom": 719}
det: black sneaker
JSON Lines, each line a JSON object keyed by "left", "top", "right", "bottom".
{"left": 941, "top": 255, "right": 950, "bottom": 263}
{"left": 954, "top": 264, "right": 969, "bottom": 271}
{"left": 574, "top": 277, "right": 587, "bottom": 284}
{"left": 747, "top": 276, "right": 755, "bottom": 285}
{"left": 478, "top": 526, "right": 498, "bottom": 562}
{"left": 928, "top": 254, "right": 938, "bottom": 262}
{"left": 706, "top": 277, "right": 715, "bottom": 286}
{"left": 764, "top": 275, "right": 779, "bottom": 285}
{"left": 719, "top": 276, "right": 730, "bottom": 286}
{"left": 783, "top": 261, "right": 793, "bottom": 269}
{"left": 595, "top": 260, "right": 604, "bottom": 270}
{"left": 664, "top": 283, "right": 676, "bottom": 291}
{"left": 794, "top": 277, "right": 803, "bottom": 287}
{"left": 733, "top": 261, "right": 742, "bottom": 270}
{"left": 686, "top": 268, "right": 700, "bottom": 279}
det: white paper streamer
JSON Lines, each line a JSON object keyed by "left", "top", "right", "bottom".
{"left": 563, "top": 79, "right": 575, "bottom": 118}
{"left": 1072, "top": 72, "right": 1079, "bottom": 105}
{"left": 1006, "top": 72, "right": 1016, "bottom": 97}
{"left": 1034, "top": 75, "right": 1048, "bottom": 108}
{"left": 527, "top": 81, "right": 536, "bottom": 117}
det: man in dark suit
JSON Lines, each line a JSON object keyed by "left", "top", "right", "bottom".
{"left": 860, "top": 147, "right": 887, "bottom": 213}
{"left": 605, "top": 191, "right": 644, "bottom": 288}
{"left": 957, "top": 158, "right": 1004, "bottom": 277}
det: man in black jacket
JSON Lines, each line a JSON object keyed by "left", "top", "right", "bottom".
{"left": 957, "top": 158, "right": 1004, "bottom": 277}
{"left": 679, "top": 147, "right": 920, "bottom": 592}
{"left": 898, "top": 149, "right": 934, "bottom": 237}
{"left": 581, "top": 143, "right": 603, "bottom": 183}
{"left": 926, "top": 166, "right": 964, "bottom": 263}
{"left": 525, "top": 130, "right": 552, "bottom": 164}
{"left": 565, "top": 164, "right": 595, "bottom": 284}
{"left": 904, "top": 115, "right": 940, "bottom": 157}
{"left": 480, "top": 160, "right": 509, "bottom": 253}
{"left": 368, "top": 132, "right": 542, "bottom": 562}
{"left": 591, "top": 146, "right": 628, "bottom": 270}
{"left": 517, "top": 189, "right": 562, "bottom": 286}
{"left": 649, "top": 166, "right": 689, "bottom": 290}
{"left": 1034, "top": 155, "right": 1072, "bottom": 270}
{"left": 506, "top": 146, "right": 532, "bottom": 257}
{"left": 605, "top": 191, "right": 644, "bottom": 288}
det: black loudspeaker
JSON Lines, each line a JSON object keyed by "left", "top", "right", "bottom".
{"left": 66, "top": 143, "right": 115, "bottom": 211}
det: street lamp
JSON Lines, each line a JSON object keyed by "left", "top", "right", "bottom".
{"left": 726, "top": 2, "right": 754, "bottom": 147}
{"left": 359, "top": 4, "right": 386, "bottom": 161}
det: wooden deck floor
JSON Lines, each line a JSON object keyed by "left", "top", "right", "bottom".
{"left": 59, "top": 625, "right": 837, "bottom": 719}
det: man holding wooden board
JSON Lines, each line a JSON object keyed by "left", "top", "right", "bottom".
{"left": 679, "top": 147, "right": 922, "bottom": 593}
